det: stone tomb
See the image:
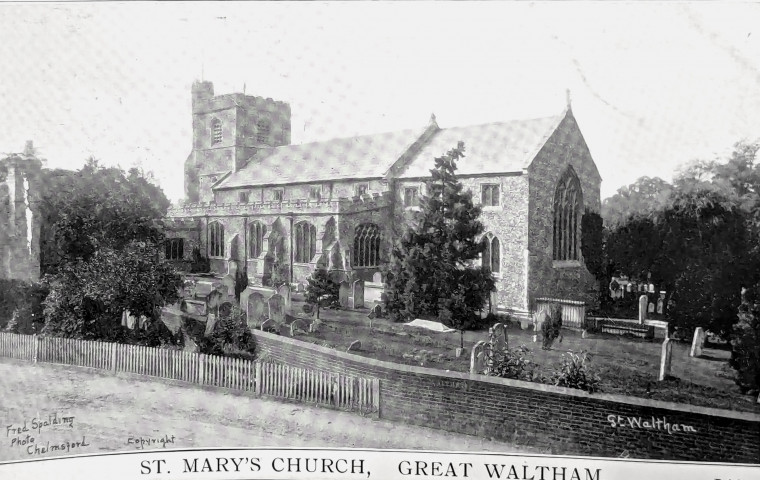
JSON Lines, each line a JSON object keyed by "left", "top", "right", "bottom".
{"left": 690, "top": 327, "right": 706, "bottom": 358}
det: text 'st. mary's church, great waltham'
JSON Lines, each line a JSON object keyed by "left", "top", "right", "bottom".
{"left": 164, "top": 80, "right": 602, "bottom": 316}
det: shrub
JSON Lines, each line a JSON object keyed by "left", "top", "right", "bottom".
{"left": 547, "top": 351, "right": 601, "bottom": 393}
{"left": 189, "top": 247, "right": 210, "bottom": 274}
{"left": 730, "top": 285, "right": 760, "bottom": 394}
{"left": 0, "top": 279, "right": 48, "bottom": 333}
{"left": 541, "top": 303, "right": 563, "bottom": 349}
{"left": 484, "top": 344, "right": 536, "bottom": 381}
{"left": 199, "top": 306, "right": 258, "bottom": 360}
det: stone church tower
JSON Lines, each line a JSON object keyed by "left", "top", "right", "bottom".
{"left": 183, "top": 81, "right": 292, "bottom": 203}
{"left": 0, "top": 141, "right": 42, "bottom": 282}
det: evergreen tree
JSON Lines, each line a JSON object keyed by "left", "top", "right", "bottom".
{"left": 384, "top": 142, "right": 495, "bottom": 345}
{"left": 304, "top": 268, "right": 339, "bottom": 319}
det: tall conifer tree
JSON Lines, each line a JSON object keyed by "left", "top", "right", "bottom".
{"left": 384, "top": 142, "right": 495, "bottom": 345}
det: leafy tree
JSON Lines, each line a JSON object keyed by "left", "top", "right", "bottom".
{"left": 42, "top": 241, "right": 183, "bottom": 341}
{"left": 730, "top": 284, "right": 760, "bottom": 394}
{"left": 602, "top": 176, "right": 673, "bottom": 228}
{"left": 304, "top": 268, "right": 339, "bottom": 319}
{"left": 39, "top": 160, "right": 171, "bottom": 271}
{"left": 383, "top": 141, "right": 495, "bottom": 341}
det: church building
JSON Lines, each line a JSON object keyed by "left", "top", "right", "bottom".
{"left": 165, "top": 80, "right": 602, "bottom": 317}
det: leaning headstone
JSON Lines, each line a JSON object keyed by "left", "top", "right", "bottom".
{"left": 347, "top": 340, "right": 361, "bottom": 352}
{"left": 352, "top": 279, "right": 365, "bottom": 309}
{"left": 338, "top": 281, "right": 351, "bottom": 308}
{"left": 205, "top": 314, "right": 217, "bottom": 335}
{"left": 658, "top": 338, "right": 673, "bottom": 381}
{"left": 470, "top": 340, "right": 487, "bottom": 374}
{"left": 690, "top": 327, "right": 706, "bottom": 358}
{"left": 268, "top": 294, "right": 285, "bottom": 323}
{"left": 638, "top": 295, "right": 648, "bottom": 325}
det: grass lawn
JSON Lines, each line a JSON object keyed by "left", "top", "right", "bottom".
{"left": 269, "top": 295, "right": 760, "bottom": 414}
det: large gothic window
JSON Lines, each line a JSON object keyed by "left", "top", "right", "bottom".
{"left": 353, "top": 223, "right": 381, "bottom": 268}
{"left": 553, "top": 169, "right": 582, "bottom": 261}
{"left": 294, "top": 222, "right": 316, "bottom": 263}
{"left": 482, "top": 233, "right": 500, "bottom": 273}
{"left": 211, "top": 118, "right": 222, "bottom": 145}
{"left": 248, "top": 221, "right": 266, "bottom": 258}
{"left": 208, "top": 221, "right": 225, "bottom": 258}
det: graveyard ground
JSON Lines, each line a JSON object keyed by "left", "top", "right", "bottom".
{"left": 0, "top": 358, "right": 532, "bottom": 462}
{"left": 277, "top": 296, "right": 760, "bottom": 414}
{"left": 161, "top": 296, "right": 760, "bottom": 415}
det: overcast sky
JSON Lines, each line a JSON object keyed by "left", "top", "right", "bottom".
{"left": 1, "top": 2, "right": 758, "bottom": 202}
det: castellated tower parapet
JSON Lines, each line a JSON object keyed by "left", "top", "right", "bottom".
{"left": 184, "top": 80, "right": 292, "bottom": 203}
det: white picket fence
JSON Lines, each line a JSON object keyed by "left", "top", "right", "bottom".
{"left": 0, "top": 333, "right": 379, "bottom": 416}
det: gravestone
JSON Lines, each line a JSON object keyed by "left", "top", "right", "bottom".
{"left": 638, "top": 295, "right": 648, "bottom": 325}
{"left": 246, "top": 292, "right": 266, "bottom": 328}
{"left": 658, "top": 338, "right": 673, "bottom": 381}
{"left": 519, "top": 317, "right": 530, "bottom": 330}
{"left": 268, "top": 294, "right": 285, "bottom": 323}
{"left": 648, "top": 302, "right": 655, "bottom": 313}
{"left": 339, "top": 281, "right": 351, "bottom": 308}
{"left": 221, "top": 275, "right": 236, "bottom": 298}
{"left": 290, "top": 319, "right": 307, "bottom": 336}
{"left": 690, "top": 327, "right": 706, "bottom": 358}
{"left": 309, "top": 319, "right": 321, "bottom": 333}
{"left": 261, "top": 318, "right": 277, "bottom": 333}
{"left": 470, "top": 341, "right": 487, "bottom": 374}
{"left": 347, "top": 340, "right": 361, "bottom": 352}
{"left": 489, "top": 323, "right": 507, "bottom": 351}
{"left": 533, "top": 309, "right": 549, "bottom": 343}
{"left": 277, "top": 283, "right": 292, "bottom": 309}
{"left": 352, "top": 280, "right": 365, "bottom": 309}
{"left": 205, "top": 314, "right": 217, "bottom": 335}
{"left": 372, "top": 272, "right": 383, "bottom": 283}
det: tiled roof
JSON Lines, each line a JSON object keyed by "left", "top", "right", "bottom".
{"left": 215, "top": 109, "right": 569, "bottom": 189}
{"left": 397, "top": 112, "right": 566, "bottom": 179}
{"left": 215, "top": 127, "right": 427, "bottom": 189}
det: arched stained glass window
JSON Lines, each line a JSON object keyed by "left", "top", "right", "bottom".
{"left": 294, "top": 222, "right": 316, "bottom": 263}
{"left": 353, "top": 224, "right": 381, "bottom": 268}
{"left": 248, "top": 221, "right": 266, "bottom": 258}
{"left": 553, "top": 169, "right": 583, "bottom": 261}
{"left": 482, "top": 233, "right": 500, "bottom": 273}
{"left": 209, "top": 221, "right": 225, "bottom": 258}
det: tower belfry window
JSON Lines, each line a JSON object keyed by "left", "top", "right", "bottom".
{"left": 257, "top": 119, "right": 271, "bottom": 144}
{"left": 212, "top": 118, "right": 222, "bottom": 145}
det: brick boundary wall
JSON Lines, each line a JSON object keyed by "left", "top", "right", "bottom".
{"left": 254, "top": 330, "right": 760, "bottom": 463}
